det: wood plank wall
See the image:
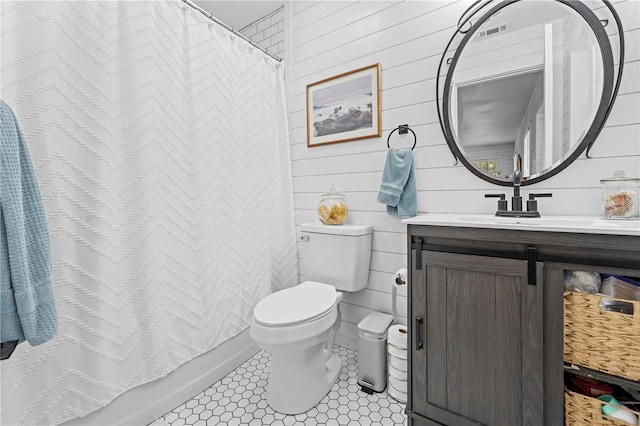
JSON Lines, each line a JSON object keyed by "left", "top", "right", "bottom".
{"left": 282, "top": 0, "right": 640, "bottom": 347}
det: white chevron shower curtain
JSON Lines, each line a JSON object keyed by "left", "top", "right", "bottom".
{"left": 0, "top": 1, "right": 299, "bottom": 424}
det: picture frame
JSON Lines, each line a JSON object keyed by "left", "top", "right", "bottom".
{"left": 306, "top": 63, "right": 381, "bottom": 147}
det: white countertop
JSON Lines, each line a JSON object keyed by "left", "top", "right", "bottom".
{"left": 402, "top": 213, "right": 640, "bottom": 236}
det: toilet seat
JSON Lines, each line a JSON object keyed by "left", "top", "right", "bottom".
{"left": 254, "top": 281, "right": 336, "bottom": 327}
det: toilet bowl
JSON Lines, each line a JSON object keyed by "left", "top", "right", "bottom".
{"left": 250, "top": 281, "right": 343, "bottom": 415}
{"left": 250, "top": 223, "right": 373, "bottom": 414}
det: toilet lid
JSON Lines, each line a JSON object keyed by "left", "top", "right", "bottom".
{"left": 254, "top": 281, "right": 337, "bottom": 327}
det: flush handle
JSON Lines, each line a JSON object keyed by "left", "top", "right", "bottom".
{"left": 299, "top": 235, "right": 309, "bottom": 241}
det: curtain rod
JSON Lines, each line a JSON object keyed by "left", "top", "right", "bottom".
{"left": 180, "top": 0, "right": 283, "bottom": 62}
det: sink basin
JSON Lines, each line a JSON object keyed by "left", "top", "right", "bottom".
{"left": 403, "top": 214, "right": 640, "bottom": 236}
{"left": 459, "top": 215, "right": 618, "bottom": 228}
{"left": 459, "top": 215, "right": 543, "bottom": 225}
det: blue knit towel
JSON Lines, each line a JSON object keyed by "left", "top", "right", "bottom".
{"left": 377, "top": 149, "right": 417, "bottom": 218}
{"left": 1, "top": 100, "right": 57, "bottom": 346}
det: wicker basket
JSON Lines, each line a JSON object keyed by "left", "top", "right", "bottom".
{"left": 564, "top": 291, "right": 640, "bottom": 381}
{"left": 565, "top": 389, "right": 640, "bottom": 425}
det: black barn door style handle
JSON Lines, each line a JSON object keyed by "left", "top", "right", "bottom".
{"left": 415, "top": 316, "right": 424, "bottom": 350}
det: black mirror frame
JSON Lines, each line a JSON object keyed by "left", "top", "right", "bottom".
{"left": 437, "top": 0, "right": 623, "bottom": 186}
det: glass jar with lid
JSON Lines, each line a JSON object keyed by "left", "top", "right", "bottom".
{"left": 600, "top": 170, "right": 639, "bottom": 219}
{"left": 317, "top": 183, "right": 349, "bottom": 225}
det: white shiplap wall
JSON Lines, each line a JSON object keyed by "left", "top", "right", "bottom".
{"left": 283, "top": 0, "right": 640, "bottom": 348}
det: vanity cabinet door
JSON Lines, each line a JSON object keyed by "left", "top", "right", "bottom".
{"left": 410, "top": 251, "right": 544, "bottom": 426}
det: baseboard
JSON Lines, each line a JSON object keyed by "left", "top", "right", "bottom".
{"left": 61, "top": 329, "right": 259, "bottom": 426}
{"left": 335, "top": 333, "right": 357, "bottom": 352}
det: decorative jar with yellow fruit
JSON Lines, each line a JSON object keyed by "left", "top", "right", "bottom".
{"left": 317, "top": 184, "right": 349, "bottom": 225}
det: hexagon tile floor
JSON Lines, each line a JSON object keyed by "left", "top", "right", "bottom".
{"left": 149, "top": 345, "right": 407, "bottom": 425}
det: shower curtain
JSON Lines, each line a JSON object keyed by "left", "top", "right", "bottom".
{"left": 0, "top": 1, "right": 299, "bottom": 424}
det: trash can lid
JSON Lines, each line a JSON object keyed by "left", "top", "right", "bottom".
{"left": 357, "top": 312, "right": 394, "bottom": 339}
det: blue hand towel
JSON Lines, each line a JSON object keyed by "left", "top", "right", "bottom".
{"left": 1, "top": 100, "right": 57, "bottom": 346}
{"left": 377, "top": 149, "right": 417, "bottom": 218}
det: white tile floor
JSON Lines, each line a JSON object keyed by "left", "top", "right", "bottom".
{"left": 150, "top": 345, "right": 407, "bottom": 425}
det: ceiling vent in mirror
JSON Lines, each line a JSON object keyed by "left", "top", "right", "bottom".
{"left": 476, "top": 22, "right": 510, "bottom": 40}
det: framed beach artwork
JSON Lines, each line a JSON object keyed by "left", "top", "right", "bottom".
{"left": 306, "top": 63, "right": 381, "bottom": 147}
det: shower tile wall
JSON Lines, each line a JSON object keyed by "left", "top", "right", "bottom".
{"left": 152, "top": 345, "right": 406, "bottom": 426}
{"left": 240, "top": 6, "right": 285, "bottom": 58}
{"left": 284, "top": 1, "right": 640, "bottom": 347}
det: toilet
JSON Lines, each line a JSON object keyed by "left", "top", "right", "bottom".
{"left": 250, "top": 223, "right": 372, "bottom": 414}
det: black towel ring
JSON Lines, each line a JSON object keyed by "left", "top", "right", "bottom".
{"left": 387, "top": 125, "right": 417, "bottom": 150}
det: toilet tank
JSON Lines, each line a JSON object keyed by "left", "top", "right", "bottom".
{"left": 299, "top": 223, "right": 373, "bottom": 292}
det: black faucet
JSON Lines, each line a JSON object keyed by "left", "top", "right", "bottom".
{"left": 512, "top": 168, "right": 522, "bottom": 212}
{"left": 485, "top": 154, "right": 552, "bottom": 217}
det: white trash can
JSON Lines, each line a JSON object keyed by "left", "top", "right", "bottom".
{"left": 357, "top": 312, "right": 394, "bottom": 393}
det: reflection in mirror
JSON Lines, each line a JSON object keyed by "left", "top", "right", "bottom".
{"left": 454, "top": 70, "right": 544, "bottom": 179}
{"left": 450, "top": 1, "right": 603, "bottom": 181}
{"left": 441, "top": 0, "right": 618, "bottom": 185}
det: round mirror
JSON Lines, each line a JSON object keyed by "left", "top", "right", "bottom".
{"left": 440, "top": 0, "right": 620, "bottom": 186}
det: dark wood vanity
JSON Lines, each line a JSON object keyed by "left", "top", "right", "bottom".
{"left": 405, "top": 220, "right": 640, "bottom": 426}
{"left": 416, "top": 0, "right": 634, "bottom": 422}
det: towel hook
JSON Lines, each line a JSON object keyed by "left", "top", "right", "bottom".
{"left": 387, "top": 124, "right": 417, "bottom": 150}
